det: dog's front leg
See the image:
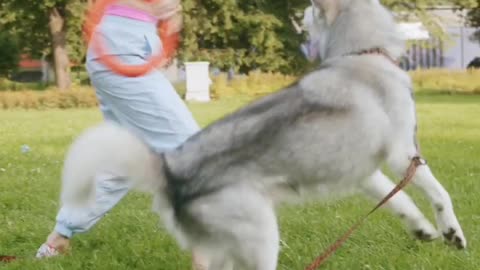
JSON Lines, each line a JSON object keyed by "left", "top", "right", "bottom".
{"left": 410, "top": 164, "right": 467, "bottom": 249}
{"left": 361, "top": 170, "right": 438, "bottom": 241}
{"left": 388, "top": 154, "right": 467, "bottom": 249}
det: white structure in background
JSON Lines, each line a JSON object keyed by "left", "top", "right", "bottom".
{"left": 185, "top": 61, "right": 212, "bottom": 102}
{"left": 397, "top": 22, "right": 430, "bottom": 41}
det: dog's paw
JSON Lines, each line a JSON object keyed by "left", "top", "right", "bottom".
{"left": 410, "top": 219, "right": 439, "bottom": 242}
{"left": 413, "top": 229, "right": 437, "bottom": 242}
{"left": 436, "top": 213, "right": 467, "bottom": 249}
{"left": 442, "top": 227, "right": 467, "bottom": 249}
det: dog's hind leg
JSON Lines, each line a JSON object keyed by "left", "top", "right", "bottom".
{"left": 231, "top": 198, "right": 280, "bottom": 270}
{"left": 233, "top": 216, "right": 279, "bottom": 270}
{"left": 190, "top": 186, "right": 280, "bottom": 270}
{"left": 361, "top": 170, "right": 438, "bottom": 241}
{"left": 387, "top": 152, "right": 467, "bottom": 249}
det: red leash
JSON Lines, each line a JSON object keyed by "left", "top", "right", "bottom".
{"left": 305, "top": 157, "right": 426, "bottom": 270}
{"left": 0, "top": 256, "right": 16, "bottom": 263}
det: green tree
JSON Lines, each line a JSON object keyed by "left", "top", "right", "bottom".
{"left": 0, "top": 0, "right": 87, "bottom": 90}
{"left": 468, "top": 5, "right": 480, "bottom": 27}
{"left": 0, "top": 31, "right": 20, "bottom": 77}
{"left": 466, "top": 0, "right": 480, "bottom": 42}
{"left": 180, "top": 0, "right": 308, "bottom": 74}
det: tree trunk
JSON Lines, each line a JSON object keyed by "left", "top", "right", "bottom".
{"left": 49, "top": 7, "right": 71, "bottom": 90}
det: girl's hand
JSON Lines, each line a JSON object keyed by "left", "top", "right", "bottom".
{"left": 163, "top": 12, "right": 182, "bottom": 35}
{"left": 151, "top": 0, "right": 182, "bottom": 34}
{"left": 151, "top": 0, "right": 181, "bottom": 20}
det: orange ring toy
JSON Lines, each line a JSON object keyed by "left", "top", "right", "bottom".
{"left": 83, "top": 0, "right": 180, "bottom": 77}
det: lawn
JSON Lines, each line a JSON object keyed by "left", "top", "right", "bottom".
{"left": 0, "top": 95, "right": 479, "bottom": 269}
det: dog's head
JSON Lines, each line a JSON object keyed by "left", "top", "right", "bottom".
{"left": 304, "top": 0, "right": 405, "bottom": 62}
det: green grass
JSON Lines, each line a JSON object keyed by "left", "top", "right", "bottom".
{"left": 0, "top": 95, "right": 479, "bottom": 269}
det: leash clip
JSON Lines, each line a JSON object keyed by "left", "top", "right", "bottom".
{"left": 411, "top": 156, "right": 427, "bottom": 167}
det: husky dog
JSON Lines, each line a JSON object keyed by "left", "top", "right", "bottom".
{"left": 61, "top": 0, "right": 466, "bottom": 269}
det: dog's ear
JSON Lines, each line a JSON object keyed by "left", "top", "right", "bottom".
{"left": 312, "top": 0, "right": 340, "bottom": 26}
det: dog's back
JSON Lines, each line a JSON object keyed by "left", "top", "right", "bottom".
{"left": 164, "top": 55, "right": 413, "bottom": 206}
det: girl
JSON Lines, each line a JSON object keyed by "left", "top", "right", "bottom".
{"left": 37, "top": 0, "right": 208, "bottom": 268}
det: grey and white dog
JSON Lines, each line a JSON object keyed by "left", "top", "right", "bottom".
{"left": 61, "top": 0, "right": 466, "bottom": 269}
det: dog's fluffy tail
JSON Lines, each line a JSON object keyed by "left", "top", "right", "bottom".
{"left": 60, "top": 122, "right": 162, "bottom": 208}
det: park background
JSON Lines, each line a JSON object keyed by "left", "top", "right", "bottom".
{"left": 1, "top": 1, "right": 480, "bottom": 269}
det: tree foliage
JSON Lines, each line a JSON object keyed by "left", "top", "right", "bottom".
{"left": 0, "top": 0, "right": 86, "bottom": 62}
{"left": 465, "top": 0, "right": 480, "bottom": 42}
{"left": 0, "top": 31, "right": 20, "bottom": 77}
{"left": 0, "top": 0, "right": 87, "bottom": 89}
{"left": 0, "top": 0, "right": 478, "bottom": 81}
{"left": 468, "top": 1, "right": 480, "bottom": 27}
{"left": 179, "top": 0, "right": 310, "bottom": 74}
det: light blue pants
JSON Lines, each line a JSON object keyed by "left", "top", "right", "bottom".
{"left": 54, "top": 15, "right": 199, "bottom": 238}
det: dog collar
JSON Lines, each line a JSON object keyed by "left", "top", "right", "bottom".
{"left": 347, "top": 48, "right": 400, "bottom": 66}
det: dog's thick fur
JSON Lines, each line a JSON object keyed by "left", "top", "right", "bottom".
{"left": 61, "top": 0, "right": 466, "bottom": 269}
